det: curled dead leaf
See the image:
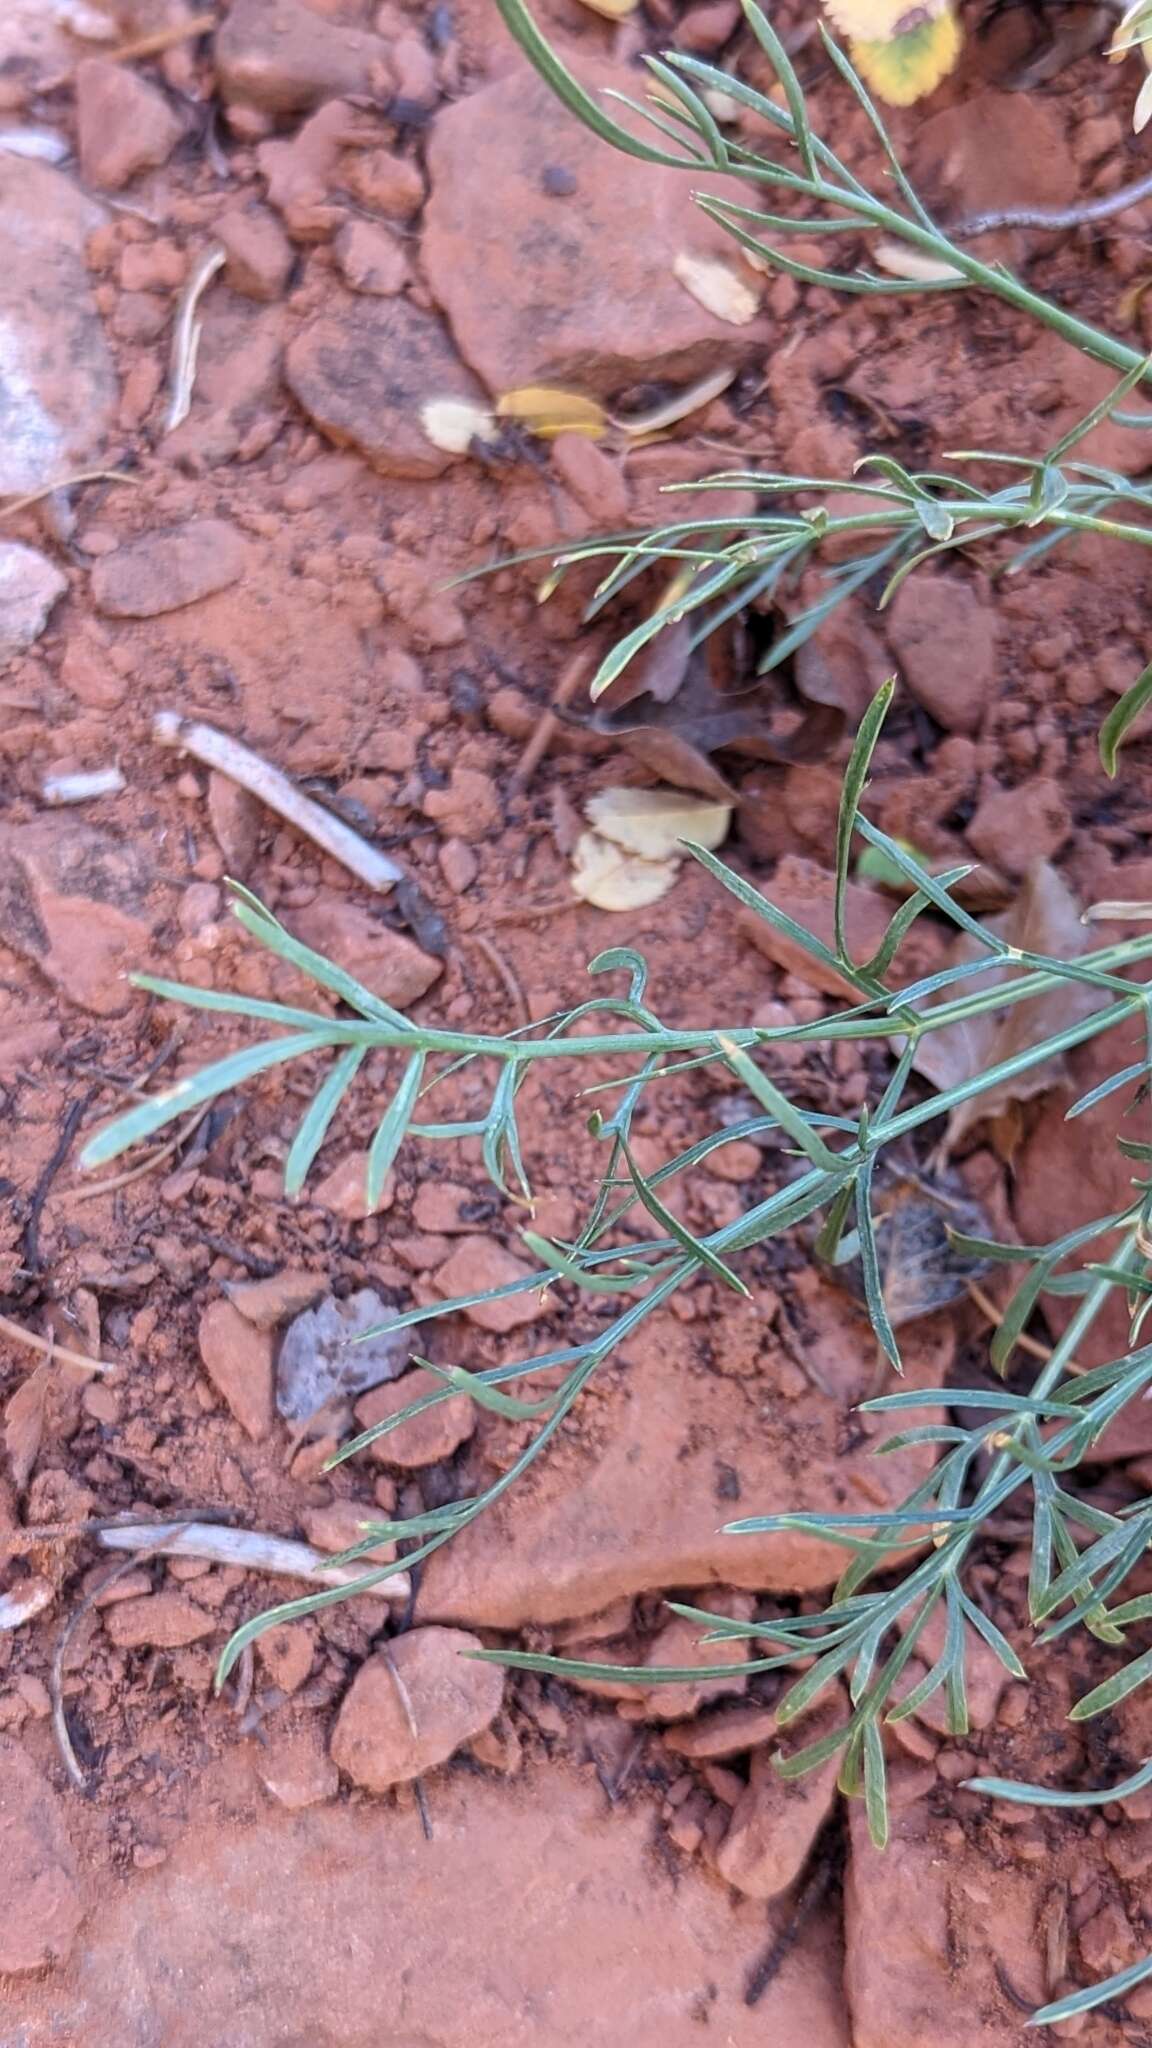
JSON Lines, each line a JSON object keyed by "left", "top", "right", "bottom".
{"left": 496, "top": 385, "right": 607, "bottom": 440}
{"left": 582, "top": 639, "right": 843, "bottom": 799}
{"left": 573, "top": 0, "right": 638, "bottom": 15}
{"left": 570, "top": 830, "right": 679, "bottom": 911}
{"left": 586, "top": 786, "right": 732, "bottom": 861}
{"left": 672, "top": 252, "right": 760, "bottom": 327}
{"left": 421, "top": 397, "right": 497, "bottom": 454}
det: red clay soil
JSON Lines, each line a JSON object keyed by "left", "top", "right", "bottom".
{"left": 3, "top": 1, "right": 1152, "bottom": 2043}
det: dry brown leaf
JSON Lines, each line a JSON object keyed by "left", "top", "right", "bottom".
{"left": 615, "top": 730, "right": 740, "bottom": 802}
{"left": 568, "top": 603, "right": 843, "bottom": 801}
{"left": 586, "top": 786, "right": 732, "bottom": 861}
{"left": 495, "top": 386, "right": 607, "bottom": 440}
{"left": 5, "top": 1363, "right": 49, "bottom": 1492}
{"left": 910, "top": 863, "right": 1104, "bottom": 1153}
{"left": 672, "top": 252, "right": 760, "bottom": 326}
{"left": 826, "top": 1166, "right": 991, "bottom": 1324}
{"left": 420, "top": 398, "right": 496, "bottom": 453}
{"left": 570, "top": 831, "right": 679, "bottom": 911}
{"left": 585, "top": 645, "right": 843, "bottom": 796}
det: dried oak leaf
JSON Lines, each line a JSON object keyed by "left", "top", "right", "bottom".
{"left": 826, "top": 1165, "right": 991, "bottom": 1324}
{"left": 911, "top": 862, "right": 1104, "bottom": 1153}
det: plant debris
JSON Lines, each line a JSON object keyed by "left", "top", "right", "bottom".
{"left": 97, "top": 1522, "right": 411, "bottom": 1601}
{"left": 421, "top": 397, "right": 497, "bottom": 454}
{"left": 571, "top": 783, "right": 732, "bottom": 909}
{"left": 585, "top": 786, "right": 732, "bottom": 861}
{"left": 822, "top": 1162, "right": 992, "bottom": 1324}
{"left": 671, "top": 253, "right": 760, "bottom": 326}
{"left": 153, "top": 712, "right": 404, "bottom": 891}
{"left": 911, "top": 862, "right": 1105, "bottom": 1152}
{"left": 276, "top": 1290, "right": 411, "bottom": 1422}
{"left": 495, "top": 385, "right": 607, "bottom": 440}
{"left": 569, "top": 830, "right": 680, "bottom": 911}
{"left": 578, "top": 618, "right": 844, "bottom": 801}
{"left": 41, "top": 767, "right": 125, "bottom": 805}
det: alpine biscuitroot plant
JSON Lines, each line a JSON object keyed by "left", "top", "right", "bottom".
{"left": 84, "top": 13, "right": 1152, "bottom": 2025}
{"left": 88, "top": 684, "right": 1152, "bottom": 2025}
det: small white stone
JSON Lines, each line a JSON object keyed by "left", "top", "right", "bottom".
{"left": 0, "top": 542, "right": 67, "bottom": 659}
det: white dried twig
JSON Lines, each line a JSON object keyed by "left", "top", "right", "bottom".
{"left": 0, "top": 1309, "right": 115, "bottom": 1376}
{"left": 42, "top": 767, "right": 125, "bottom": 806}
{"left": 1083, "top": 899, "right": 1152, "bottom": 922}
{"left": 98, "top": 1520, "right": 411, "bottom": 1600}
{"left": 607, "top": 366, "right": 736, "bottom": 435}
{"left": 153, "top": 711, "right": 403, "bottom": 890}
{"left": 166, "top": 245, "right": 225, "bottom": 433}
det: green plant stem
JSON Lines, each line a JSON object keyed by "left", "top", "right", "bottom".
{"left": 720, "top": 179, "right": 1150, "bottom": 380}
{"left": 130, "top": 933, "right": 1152, "bottom": 1065}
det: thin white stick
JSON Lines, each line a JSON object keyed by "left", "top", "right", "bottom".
{"left": 42, "top": 767, "right": 125, "bottom": 805}
{"left": 153, "top": 712, "right": 403, "bottom": 891}
{"left": 97, "top": 1520, "right": 411, "bottom": 1601}
{"left": 166, "top": 245, "right": 225, "bottom": 433}
{"left": 0, "top": 1309, "right": 115, "bottom": 1376}
{"left": 1083, "top": 899, "right": 1152, "bottom": 923}
{"left": 608, "top": 366, "right": 736, "bottom": 436}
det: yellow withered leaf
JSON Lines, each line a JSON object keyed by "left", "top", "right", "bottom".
{"left": 570, "top": 831, "right": 679, "bottom": 912}
{"left": 574, "top": 0, "right": 639, "bottom": 16}
{"left": 495, "top": 386, "right": 607, "bottom": 440}
{"left": 848, "top": 11, "right": 962, "bottom": 106}
{"left": 672, "top": 252, "right": 760, "bottom": 326}
{"left": 586, "top": 787, "right": 732, "bottom": 862}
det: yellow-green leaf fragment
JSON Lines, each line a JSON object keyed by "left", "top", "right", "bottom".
{"left": 849, "top": 9, "right": 962, "bottom": 106}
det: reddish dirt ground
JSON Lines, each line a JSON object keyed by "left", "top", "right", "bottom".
{"left": 5, "top": 0, "right": 1152, "bottom": 2042}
